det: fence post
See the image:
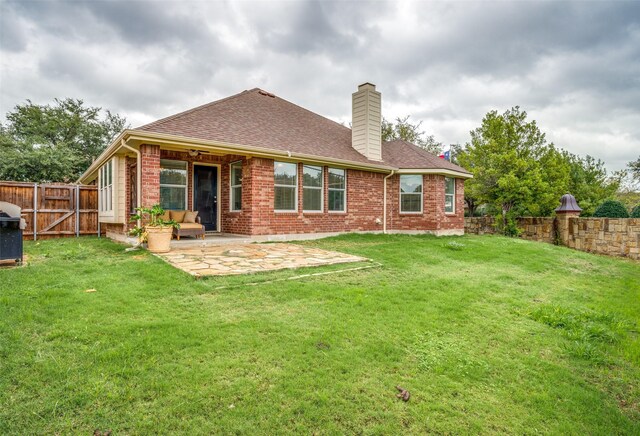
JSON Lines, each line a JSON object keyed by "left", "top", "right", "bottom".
{"left": 555, "top": 193, "right": 582, "bottom": 246}
{"left": 75, "top": 185, "right": 80, "bottom": 237}
{"left": 33, "top": 183, "right": 38, "bottom": 241}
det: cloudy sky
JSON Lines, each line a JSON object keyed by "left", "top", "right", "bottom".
{"left": 1, "top": 0, "right": 639, "bottom": 171}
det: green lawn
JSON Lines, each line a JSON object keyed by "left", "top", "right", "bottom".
{"left": 1, "top": 234, "right": 639, "bottom": 434}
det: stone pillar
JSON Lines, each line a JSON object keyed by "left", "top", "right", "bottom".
{"left": 554, "top": 193, "right": 582, "bottom": 246}
{"left": 140, "top": 144, "right": 161, "bottom": 207}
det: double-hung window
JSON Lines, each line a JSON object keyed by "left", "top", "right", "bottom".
{"left": 274, "top": 161, "right": 297, "bottom": 212}
{"left": 99, "top": 158, "right": 114, "bottom": 213}
{"left": 400, "top": 174, "right": 423, "bottom": 213}
{"left": 160, "top": 159, "right": 188, "bottom": 210}
{"left": 303, "top": 165, "right": 323, "bottom": 212}
{"left": 445, "top": 177, "right": 455, "bottom": 213}
{"left": 230, "top": 161, "right": 242, "bottom": 211}
{"left": 328, "top": 168, "right": 346, "bottom": 212}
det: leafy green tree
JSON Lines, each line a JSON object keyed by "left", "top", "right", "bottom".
{"left": 450, "top": 142, "right": 481, "bottom": 216}
{"left": 457, "top": 107, "right": 570, "bottom": 234}
{"left": 382, "top": 115, "right": 443, "bottom": 155}
{"left": 0, "top": 98, "right": 127, "bottom": 182}
{"left": 561, "top": 152, "right": 620, "bottom": 216}
{"left": 630, "top": 204, "right": 640, "bottom": 218}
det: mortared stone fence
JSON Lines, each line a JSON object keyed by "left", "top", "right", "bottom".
{"left": 464, "top": 195, "right": 640, "bottom": 261}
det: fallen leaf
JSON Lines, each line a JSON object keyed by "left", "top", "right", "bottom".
{"left": 84, "top": 288, "right": 97, "bottom": 293}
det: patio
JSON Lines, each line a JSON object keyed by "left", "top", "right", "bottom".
{"left": 155, "top": 242, "right": 367, "bottom": 276}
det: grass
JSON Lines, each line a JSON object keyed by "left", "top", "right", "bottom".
{"left": 0, "top": 234, "right": 638, "bottom": 434}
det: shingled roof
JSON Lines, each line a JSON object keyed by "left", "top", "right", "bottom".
{"left": 137, "top": 88, "right": 470, "bottom": 174}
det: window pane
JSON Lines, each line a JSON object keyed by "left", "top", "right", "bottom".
{"left": 274, "top": 162, "right": 297, "bottom": 186}
{"left": 160, "top": 160, "right": 187, "bottom": 185}
{"left": 160, "top": 186, "right": 186, "bottom": 210}
{"left": 328, "top": 190, "right": 345, "bottom": 211}
{"left": 445, "top": 194, "right": 454, "bottom": 213}
{"left": 401, "top": 193, "right": 422, "bottom": 212}
{"left": 400, "top": 175, "right": 422, "bottom": 193}
{"left": 274, "top": 186, "right": 296, "bottom": 210}
{"left": 303, "top": 188, "right": 321, "bottom": 211}
{"left": 303, "top": 165, "right": 322, "bottom": 188}
{"left": 328, "top": 168, "right": 345, "bottom": 189}
{"left": 232, "top": 186, "right": 242, "bottom": 211}
{"left": 231, "top": 163, "right": 242, "bottom": 186}
{"left": 445, "top": 177, "right": 455, "bottom": 195}
{"left": 107, "top": 160, "right": 112, "bottom": 185}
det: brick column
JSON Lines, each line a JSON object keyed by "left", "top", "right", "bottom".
{"left": 140, "top": 144, "right": 161, "bottom": 207}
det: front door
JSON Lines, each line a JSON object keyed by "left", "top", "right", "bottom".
{"left": 193, "top": 165, "right": 218, "bottom": 231}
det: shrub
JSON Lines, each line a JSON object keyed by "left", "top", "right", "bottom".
{"left": 593, "top": 200, "right": 629, "bottom": 218}
{"left": 631, "top": 204, "right": 640, "bottom": 218}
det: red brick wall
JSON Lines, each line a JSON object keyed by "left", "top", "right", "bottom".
{"left": 238, "top": 158, "right": 386, "bottom": 235}
{"left": 140, "top": 144, "right": 160, "bottom": 207}
{"left": 386, "top": 174, "right": 465, "bottom": 232}
{"left": 135, "top": 149, "right": 466, "bottom": 236}
{"left": 158, "top": 150, "right": 249, "bottom": 234}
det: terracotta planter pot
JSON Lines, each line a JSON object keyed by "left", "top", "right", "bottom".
{"left": 146, "top": 226, "right": 173, "bottom": 253}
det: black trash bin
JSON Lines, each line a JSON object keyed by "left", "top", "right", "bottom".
{"left": 0, "top": 213, "right": 23, "bottom": 264}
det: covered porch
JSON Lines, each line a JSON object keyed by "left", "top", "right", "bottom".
{"left": 122, "top": 142, "right": 251, "bottom": 237}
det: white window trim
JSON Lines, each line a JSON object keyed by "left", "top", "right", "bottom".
{"left": 98, "top": 158, "right": 115, "bottom": 218}
{"left": 399, "top": 174, "right": 424, "bottom": 215}
{"left": 303, "top": 164, "right": 323, "bottom": 213}
{"left": 445, "top": 177, "right": 456, "bottom": 214}
{"left": 229, "top": 160, "right": 242, "bottom": 212}
{"left": 274, "top": 161, "right": 298, "bottom": 213}
{"left": 328, "top": 167, "right": 347, "bottom": 213}
{"left": 160, "top": 159, "right": 188, "bottom": 210}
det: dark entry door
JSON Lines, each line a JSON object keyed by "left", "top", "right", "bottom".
{"left": 193, "top": 165, "right": 218, "bottom": 231}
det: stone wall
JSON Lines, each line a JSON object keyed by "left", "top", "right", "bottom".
{"left": 566, "top": 218, "right": 640, "bottom": 259}
{"left": 464, "top": 216, "right": 640, "bottom": 260}
{"left": 464, "top": 216, "right": 497, "bottom": 235}
{"left": 518, "top": 217, "right": 556, "bottom": 244}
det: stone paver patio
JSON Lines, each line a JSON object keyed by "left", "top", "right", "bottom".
{"left": 156, "top": 243, "right": 367, "bottom": 276}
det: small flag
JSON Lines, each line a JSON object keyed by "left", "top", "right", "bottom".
{"left": 444, "top": 150, "right": 451, "bottom": 161}
{"left": 439, "top": 154, "right": 445, "bottom": 159}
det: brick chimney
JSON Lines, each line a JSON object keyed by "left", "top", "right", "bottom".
{"left": 352, "top": 83, "right": 382, "bottom": 161}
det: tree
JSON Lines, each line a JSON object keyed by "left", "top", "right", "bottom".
{"left": 381, "top": 115, "right": 443, "bottom": 155}
{"left": 0, "top": 98, "right": 127, "bottom": 183}
{"left": 628, "top": 156, "right": 640, "bottom": 186}
{"left": 457, "top": 107, "right": 570, "bottom": 235}
{"left": 450, "top": 142, "right": 481, "bottom": 216}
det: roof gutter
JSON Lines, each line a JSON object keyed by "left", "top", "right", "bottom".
{"left": 79, "top": 129, "right": 473, "bottom": 183}
{"left": 394, "top": 168, "right": 473, "bottom": 179}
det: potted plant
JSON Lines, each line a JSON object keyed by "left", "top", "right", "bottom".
{"left": 130, "top": 204, "right": 179, "bottom": 253}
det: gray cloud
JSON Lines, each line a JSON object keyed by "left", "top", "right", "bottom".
{"left": 1, "top": 0, "right": 639, "bottom": 171}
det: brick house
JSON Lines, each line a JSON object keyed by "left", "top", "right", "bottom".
{"left": 78, "top": 83, "right": 472, "bottom": 240}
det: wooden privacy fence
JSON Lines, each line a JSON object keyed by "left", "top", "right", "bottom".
{"left": 0, "top": 181, "right": 103, "bottom": 240}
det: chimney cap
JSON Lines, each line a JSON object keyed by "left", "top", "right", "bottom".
{"left": 555, "top": 193, "right": 582, "bottom": 213}
{"left": 358, "top": 82, "right": 376, "bottom": 90}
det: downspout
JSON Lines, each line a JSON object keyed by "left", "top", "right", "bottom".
{"left": 121, "top": 140, "right": 141, "bottom": 229}
{"left": 383, "top": 170, "right": 395, "bottom": 234}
